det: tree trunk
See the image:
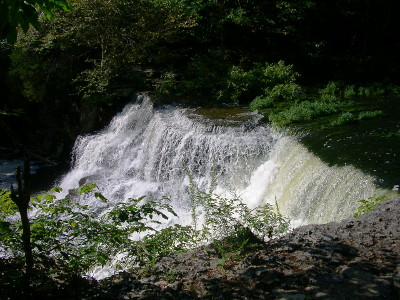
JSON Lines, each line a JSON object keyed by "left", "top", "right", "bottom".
{"left": 11, "top": 158, "right": 33, "bottom": 298}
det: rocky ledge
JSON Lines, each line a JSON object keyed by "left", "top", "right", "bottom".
{"left": 88, "top": 198, "right": 400, "bottom": 300}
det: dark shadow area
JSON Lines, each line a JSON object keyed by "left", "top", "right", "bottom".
{"left": 300, "top": 101, "right": 400, "bottom": 189}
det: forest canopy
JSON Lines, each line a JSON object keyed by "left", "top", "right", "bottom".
{"left": 1, "top": 0, "right": 400, "bottom": 156}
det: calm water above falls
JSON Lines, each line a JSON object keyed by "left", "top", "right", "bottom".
{"left": 58, "top": 95, "right": 394, "bottom": 227}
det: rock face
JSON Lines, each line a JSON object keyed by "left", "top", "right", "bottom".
{"left": 90, "top": 199, "right": 400, "bottom": 299}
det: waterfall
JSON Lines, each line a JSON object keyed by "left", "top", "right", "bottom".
{"left": 58, "top": 94, "right": 390, "bottom": 226}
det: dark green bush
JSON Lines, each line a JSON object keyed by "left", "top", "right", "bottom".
{"left": 270, "top": 101, "right": 340, "bottom": 126}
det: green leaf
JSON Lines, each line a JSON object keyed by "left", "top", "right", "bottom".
{"left": 95, "top": 192, "right": 108, "bottom": 203}
{"left": 77, "top": 183, "right": 98, "bottom": 194}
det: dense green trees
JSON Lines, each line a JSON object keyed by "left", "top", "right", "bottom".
{"left": 2, "top": 0, "right": 400, "bottom": 156}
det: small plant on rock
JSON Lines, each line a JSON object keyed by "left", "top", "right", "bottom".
{"left": 353, "top": 194, "right": 389, "bottom": 218}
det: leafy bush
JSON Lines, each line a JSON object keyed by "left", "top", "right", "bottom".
{"left": 189, "top": 189, "right": 289, "bottom": 260}
{"left": 156, "top": 71, "right": 180, "bottom": 96}
{"left": 319, "top": 82, "right": 357, "bottom": 101}
{"left": 357, "top": 83, "right": 400, "bottom": 98}
{"left": 343, "top": 85, "right": 356, "bottom": 99}
{"left": 270, "top": 101, "right": 340, "bottom": 126}
{"left": 222, "top": 60, "right": 300, "bottom": 104}
{"left": 260, "top": 60, "right": 299, "bottom": 87}
{"left": 330, "top": 112, "right": 356, "bottom": 126}
{"left": 0, "top": 185, "right": 186, "bottom": 274}
{"left": 358, "top": 110, "right": 383, "bottom": 120}
{"left": 189, "top": 183, "right": 289, "bottom": 242}
{"left": 387, "top": 84, "right": 400, "bottom": 97}
{"left": 220, "top": 64, "right": 264, "bottom": 103}
{"left": 265, "top": 83, "right": 303, "bottom": 102}
{"left": 249, "top": 95, "right": 275, "bottom": 110}
{"left": 319, "top": 81, "right": 340, "bottom": 102}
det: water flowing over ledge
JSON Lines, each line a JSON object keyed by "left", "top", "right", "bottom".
{"left": 58, "top": 94, "right": 391, "bottom": 227}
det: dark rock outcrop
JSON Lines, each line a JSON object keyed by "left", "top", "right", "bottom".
{"left": 90, "top": 198, "right": 400, "bottom": 299}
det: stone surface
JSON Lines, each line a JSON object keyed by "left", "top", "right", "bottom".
{"left": 2, "top": 198, "right": 394, "bottom": 300}
{"left": 85, "top": 198, "right": 400, "bottom": 299}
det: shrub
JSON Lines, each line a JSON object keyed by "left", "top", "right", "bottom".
{"left": 156, "top": 71, "right": 180, "bottom": 96}
{"left": 249, "top": 95, "right": 275, "bottom": 110}
{"left": 358, "top": 110, "right": 383, "bottom": 120}
{"left": 343, "top": 85, "right": 356, "bottom": 99}
{"left": 331, "top": 112, "right": 356, "bottom": 126}
{"left": 188, "top": 172, "right": 289, "bottom": 258}
{"left": 387, "top": 84, "right": 400, "bottom": 97}
{"left": 270, "top": 101, "right": 340, "bottom": 126}
{"left": 221, "top": 64, "right": 264, "bottom": 103}
{"left": 264, "top": 83, "right": 303, "bottom": 102}
{"left": 357, "top": 83, "right": 400, "bottom": 98}
{"left": 260, "top": 60, "right": 299, "bottom": 87}
{"left": 0, "top": 185, "right": 184, "bottom": 273}
{"left": 223, "top": 60, "right": 300, "bottom": 104}
{"left": 319, "top": 81, "right": 340, "bottom": 102}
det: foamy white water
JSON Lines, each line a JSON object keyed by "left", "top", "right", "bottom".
{"left": 57, "top": 94, "right": 392, "bottom": 279}
{"left": 59, "top": 94, "right": 390, "bottom": 225}
{"left": 58, "top": 95, "right": 277, "bottom": 226}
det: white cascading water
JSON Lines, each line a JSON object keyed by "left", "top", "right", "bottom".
{"left": 58, "top": 95, "right": 278, "bottom": 226}
{"left": 57, "top": 94, "right": 393, "bottom": 279}
{"left": 58, "top": 94, "right": 390, "bottom": 227}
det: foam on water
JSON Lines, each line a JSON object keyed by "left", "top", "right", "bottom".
{"left": 57, "top": 94, "right": 392, "bottom": 278}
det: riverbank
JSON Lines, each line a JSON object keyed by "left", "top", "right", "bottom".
{"left": 2, "top": 197, "right": 398, "bottom": 300}
{"left": 86, "top": 197, "right": 400, "bottom": 299}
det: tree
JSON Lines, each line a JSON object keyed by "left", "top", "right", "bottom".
{"left": 0, "top": 0, "right": 72, "bottom": 43}
{"left": 0, "top": 1, "right": 71, "bottom": 297}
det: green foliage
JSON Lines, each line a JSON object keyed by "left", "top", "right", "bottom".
{"left": 0, "top": 185, "right": 183, "bottom": 273}
{"left": 188, "top": 175, "right": 289, "bottom": 259}
{"left": 8, "top": 0, "right": 196, "bottom": 106}
{"left": 220, "top": 64, "right": 264, "bottom": 104}
{"left": 77, "top": 183, "right": 97, "bottom": 194}
{"left": 353, "top": 194, "right": 388, "bottom": 218}
{"left": 260, "top": 61, "right": 299, "bottom": 87}
{"left": 319, "top": 81, "right": 340, "bottom": 102}
{"left": 197, "top": 190, "right": 289, "bottom": 259}
{"left": 264, "top": 83, "right": 303, "bottom": 103}
{"left": 270, "top": 101, "right": 340, "bottom": 126}
{"left": 249, "top": 96, "right": 275, "bottom": 110}
{"left": 156, "top": 71, "right": 180, "bottom": 96}
{"left": 225, "top": 61, "right": 301, "bottom": 105}
{"left": 356, "top": 83, "right": 400, "bottom": 99}
{"left": 0, "top": 189, "right": 21, "bottom": 255}
{"left": 358, "top": 110, "right": 384, "bottom": 121}
{"left": 386, "top": 84, "right": 400, "bottom": 98}
{"left": 330, "top": 110, "right": 384, "bottom": 127}
{"left": 0, "top": 0, "right": 72, "bottom": 43}
{"left": 138, "top": 224, "right": 198, "bottom": 269}
{"left": 255, "top": 79, "right": 393, "bottom": 127}
{"left": 1, "top": 174, "right": 290, "bottom": 277}
{"left": 343, "top": 85, "right": 356, "bottom": 99}
{"left": 330, "top": 112, "right": 356, "bottom": 126}
{"left": 382, "top": 130, "right": 400, "bottom": 138}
